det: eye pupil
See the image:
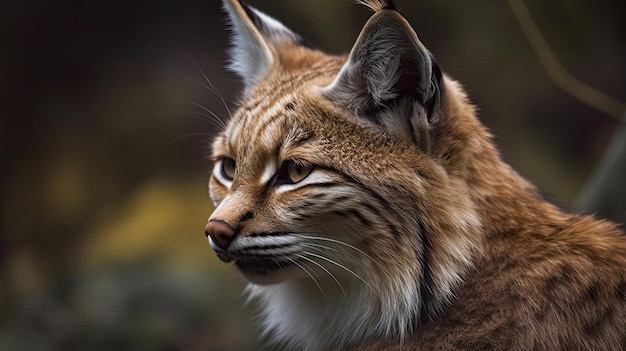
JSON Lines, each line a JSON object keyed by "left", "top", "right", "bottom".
{"left": 221, "top": 158, "right": 236, "bottom": 181}
{"left": 285, "top": 160, "right": 312, "bottom": 184}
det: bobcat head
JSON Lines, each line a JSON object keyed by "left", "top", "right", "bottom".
{"left": 206, "top": 0, "right": 485, "bottom": 349}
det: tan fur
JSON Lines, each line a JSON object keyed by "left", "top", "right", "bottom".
{"left": 207, "top": 1, "right": 626, "bottom": 350}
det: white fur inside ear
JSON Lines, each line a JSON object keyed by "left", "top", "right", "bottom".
{"left": 222, "top": 1, "right": 305, "bottom": 92}
{"left": 222, "top": 0, "right": 274, "bottom": 91}
{"left": 248, "top": 6, "right": 302, "bottom": 44}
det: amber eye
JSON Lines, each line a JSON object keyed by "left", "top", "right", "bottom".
{"left": 221, "top": 157, "right": 236, "bottom": 180}
{"left": 285, "top": 160, "right": 313, "bottom": 184}
{"left": 219, "top": 157, "right": 236, "bottom": 181}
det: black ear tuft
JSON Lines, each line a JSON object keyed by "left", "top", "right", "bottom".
{"left": 239, "top": 0, "right": 264, "bottom": 31}
{"left": 355, "top": 0, "right": 399, "bottom": 12}
{"left": 385, "top": 0, "right": 398, "bottom": 11}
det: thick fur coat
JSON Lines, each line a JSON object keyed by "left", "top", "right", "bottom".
{"left": 204, "top": 1, "right": 626, "bottom": 350}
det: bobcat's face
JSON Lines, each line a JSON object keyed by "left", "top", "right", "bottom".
{"left": 207, "top": 73, "right": 437, "bottom": 286}
{"left": 207, "top": 82, "right": 345, "bottom": 286}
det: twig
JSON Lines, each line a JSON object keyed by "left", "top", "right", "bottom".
{"left": 508, "top": 0, "right": 626, "bottom": 120}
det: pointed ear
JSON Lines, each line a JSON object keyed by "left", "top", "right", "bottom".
{"left": 222, "top": 0, "right": 313, "bottom": 92}
{"left": 322, "top": 9, "right": 443, "bottom": 150}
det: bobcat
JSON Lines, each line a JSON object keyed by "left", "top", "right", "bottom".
{"left": 204, "top": 0, "right": 626, "bottom": 349}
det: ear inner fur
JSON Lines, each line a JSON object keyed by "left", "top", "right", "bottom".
{"left": 222, "top": 0, "right": 316, "bottom": 91}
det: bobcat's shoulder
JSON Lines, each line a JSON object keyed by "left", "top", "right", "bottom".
{"left": 205, "top": 1, "right": 626, "bottom": 350}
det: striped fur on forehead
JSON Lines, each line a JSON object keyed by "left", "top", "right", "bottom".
{"left": 226, "top": 99, "right": 310, "bottom": 162}
{"left": 224, "top": 60, "right": 343, "bottom": 146}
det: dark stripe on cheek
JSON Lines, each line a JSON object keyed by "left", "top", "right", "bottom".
{"left": 249, "top": 231, "right": 289, "bottom": 237}
{"left": 239, "top": 211, "right": 254, "bottom": 223}
{"left": 330, "top": 209, "right": 371, "bottom": 227}
{"left": 349, "top": 209, "right": 372, "bottom": 226}
{"left": 326, "top": 168, "right": 405, "bottom": 236}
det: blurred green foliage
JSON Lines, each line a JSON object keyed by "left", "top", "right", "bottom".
{"left": 1, "top": 0, "right": 623, "bottom": 350}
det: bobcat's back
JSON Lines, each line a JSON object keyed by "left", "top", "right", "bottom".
{"left": 205, "top": 1, "right": 626, "bottom": 350}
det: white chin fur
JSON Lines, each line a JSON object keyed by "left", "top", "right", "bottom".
{"left": 246, "top": 270, "right": 421, "bottom": 351}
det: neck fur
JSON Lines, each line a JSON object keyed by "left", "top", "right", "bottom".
{"left": 248, "top": 277, "right": 418, "bottom": 350}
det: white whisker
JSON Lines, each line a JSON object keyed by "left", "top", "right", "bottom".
{"left": 186, "top": 111, "right": 227, "bottom": 129}
{"left": 168, "top": 132, "right": 213, "bottom": 145}
{"left": 188, "top": 101, "right": 227, "bottom": 129}
{"left": 185, "top": 52, "right": 233, "bottom": 118}
{"left": 296, "top": 253, "right": 346, "bottom": 297}
{"left": 285, "top": 256, "right": 325, "bottom": 299}
{"left": 300, "top": 242, "right": 340, "bottom": 254}
{"left": 294, "top": 234, "right": 375, "bottom": 261}
{"left": 302, "top": 251, "right": 377, "bottom": 296}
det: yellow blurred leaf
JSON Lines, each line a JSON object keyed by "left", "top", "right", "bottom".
{"left": 80, "top": 178, "right": 225, "bottom": 274}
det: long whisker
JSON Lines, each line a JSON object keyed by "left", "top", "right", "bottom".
{"left": 186, "top": 111, "right": 227, "bottom": 129}
{"left": 185, "top": 52, "right": 232, "bottom": 117}
{"left": 294, "top": 234, "right": 375, "bottom": 261}
{"left": 285, "top": 256, "right": 325, "bottom": 299}
{"left": 302, "top": 251, "right": 377, "bottom": 296}
{"left": 168, "top": 132, "right": 213, "bottom": 145}
{"left": 190, "top": 78, "right": 223, "bottom": 98}
{"left": 296, "top": 253, "right": 346, "bottom": 298}
{"left": 188, "top": 101, "right": 226, "bottom": 129}
{"left": 300, "top": 242, "right": 341, "bottom": 254}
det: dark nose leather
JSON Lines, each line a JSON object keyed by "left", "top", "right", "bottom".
{"left": 205, "top": 220, "right": 236, "bottom": 250}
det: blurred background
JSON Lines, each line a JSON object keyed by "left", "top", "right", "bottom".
{"left": 2, "top": 0, "right": 624, "bottom": 350}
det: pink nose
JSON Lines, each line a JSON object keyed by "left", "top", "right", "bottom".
{"left": 205, "top": 220, "right": 236, "bottom": 250}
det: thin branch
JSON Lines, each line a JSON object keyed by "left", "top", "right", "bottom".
{"left": 508, "top": 0, "right": 626, "bottom": 120}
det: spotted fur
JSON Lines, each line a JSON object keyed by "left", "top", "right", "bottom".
{"left": 205, "top": 1, "right": 626, "bottom": 350}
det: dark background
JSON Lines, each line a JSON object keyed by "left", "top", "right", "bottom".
{"left": 2, "top": 0, "right": 624, "bottom": 350}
